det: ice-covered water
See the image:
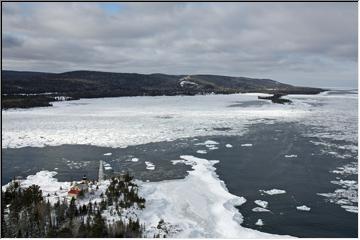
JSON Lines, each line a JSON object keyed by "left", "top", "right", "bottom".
{"left": 2, "top": 93, "right": 309, "bottom": 149}
{"left": 2, "top": 91, "right": 358, "bottom": 237}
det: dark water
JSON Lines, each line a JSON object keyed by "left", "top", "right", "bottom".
{"left": 2, "top": 122, "right": 358, "bottom": 237}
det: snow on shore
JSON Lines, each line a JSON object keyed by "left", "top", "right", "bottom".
{"left": 2, "top": 156, "right": 291, "bottom": 238}
{"left": 1, "top": 171, "right": 111, "bottom": 206}
{"left": 2, "top": 171, "right": 70, "bottom": 203}
{"left": 138, "top": 155, "right": 288, "bottom": 238}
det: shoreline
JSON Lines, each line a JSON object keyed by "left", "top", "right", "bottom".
{"left": 2, "top": 89, "right": 327, "bottom": 110}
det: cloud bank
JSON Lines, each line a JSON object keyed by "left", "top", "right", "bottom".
{"left": 2, "top": 2, "right": 358, "bottom": 87}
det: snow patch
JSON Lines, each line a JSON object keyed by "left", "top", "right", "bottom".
{"left": 2, "top": 171, "right": 71, "bottom": 205}
{"left": 180, "top": 80, "right": 198, "bottom": 87}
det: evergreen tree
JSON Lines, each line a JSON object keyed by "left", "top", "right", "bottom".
{"left": 77, "top": 220, "right": 88, "bottom": 237}
{"left": 90, "top": 210, "right": 107, "bottom": 237}
{"left": 67, "top": 197, "right": 77, "bottom": 219}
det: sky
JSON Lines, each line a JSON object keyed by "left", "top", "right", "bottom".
{"left": 2, "top": 2, "right": 358, "bottom": 88}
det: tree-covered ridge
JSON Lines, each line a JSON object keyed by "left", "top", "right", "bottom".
{"left": 1, "top": 174, "right": 145, "bottom": 238}
{"left": 2, "top": 70, "right": 325, "bottom": 109}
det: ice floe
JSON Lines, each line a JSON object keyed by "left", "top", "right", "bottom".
{"left": 255, "top": 219, "right": 264, "bottom": 226}
{"left": 241, "top": 143, "right": 253, "bottom": 147}
{"left": 63, "top": 158, "right": 90, "bottom": 169}
{"left": 296, "top": 205, "right": 311, "bottom": 211}
{"left": 260, "top": 189, "right": 286, "bottom": 195}
{"left": 199, "top": 140, "right": 219, "bottom": 145}
{"left": 341, "top": 205, "right": 358, "bottom": 213}
{"left": 252, "top": 207, "right": 270, "bottom": 212}
{"left": 103, "top": 162, "right": 113, "bottom": 171}
{"left": 225, "top": 144, "right": 233, "bottom": 148}
{"left": 145, "top": 161, "right": 155, "bottom": 170}
{"left": 332, "top": 162, "right": 358, "bottom": 176}
{"left": 284, "top": 154, "right": 297, "bottom": 158}
{"left": 196, "top": 150, "right": 207, "bottom": 154}
{"left": 131, "top": 157, "right": 139, "bottom": 162}
{"left": 103, "top": 152, "right": 112, "bottom": 156}
{"left": 317, "top": 178, "right": 358, "bottom": 213}
{"left": 196, "top": 140, "right": 219, "bottom": 151}
{"left": 207, "top": 145, "right": 219, "bottom": 150}
{"left": 311, "top": 141, "right": 357, "bottom": 213}
{"left": 254, "top": 200, "right": 269, "bottom": 208}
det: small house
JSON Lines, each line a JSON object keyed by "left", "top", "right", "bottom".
{"left": 67, "top": 175, "right": 89, "bottom": 198}
{"left": 68, "top": 188, "right": 81, "bottom": 198}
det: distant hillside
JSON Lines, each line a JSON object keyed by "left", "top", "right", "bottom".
{"left": 2, "top": 70, "right": 325, "bottom": 109}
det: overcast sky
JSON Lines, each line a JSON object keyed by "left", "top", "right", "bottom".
{"left": 2, "top": 2, "right": 358, "bottom": 88}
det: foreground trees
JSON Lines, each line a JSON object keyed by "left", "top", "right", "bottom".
{"left": 1, "top": 174, "right": 145, "bottom": 238}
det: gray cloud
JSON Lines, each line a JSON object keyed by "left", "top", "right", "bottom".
{"left": 2, "top": 2, "right": 358, "bottom": 87}
{"left": 3, "top": 33, "right": 24, "bottom": 48}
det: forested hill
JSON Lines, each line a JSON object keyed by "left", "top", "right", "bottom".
{"left": 2, "top": 70, "right": 325, "bottom": 109}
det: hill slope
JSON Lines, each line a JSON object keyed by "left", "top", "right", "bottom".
{"left": 2, "top": 70, "right": 324, "bottom": 109}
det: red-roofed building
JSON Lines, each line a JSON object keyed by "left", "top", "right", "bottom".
{"left": 68, "top": 188, "right": 81, "bottom": 198}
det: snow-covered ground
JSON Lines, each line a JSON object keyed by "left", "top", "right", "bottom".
{"left": 1, "top": 157, "right": 289, "bottom": 238}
